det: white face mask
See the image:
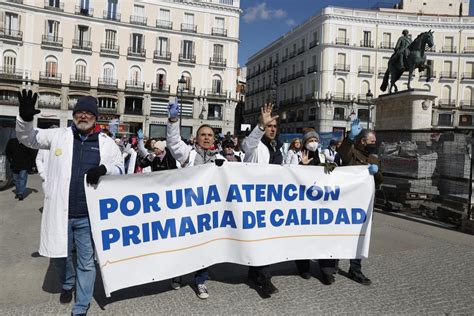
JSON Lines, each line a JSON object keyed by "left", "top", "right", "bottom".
{"left": 305, "top": 142, "right": 318, "bottom": 152}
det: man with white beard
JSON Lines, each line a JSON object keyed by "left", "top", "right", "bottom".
{"left": 16, "top": 90, "right": 123, "bottom": 316}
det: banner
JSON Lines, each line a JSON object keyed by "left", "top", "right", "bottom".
{"left": 85, "top": 163, "right": 375, "bottom": 296}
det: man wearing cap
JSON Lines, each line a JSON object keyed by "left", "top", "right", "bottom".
{"left": 139, "top": 140, "right": 177, "bottom": 172}
{"left": 15, "top": 89, "right": 123, "bottom": 316}
{"left": 323, "top": 139, "right": 338, "bottom": 164}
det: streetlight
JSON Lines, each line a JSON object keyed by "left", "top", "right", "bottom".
{"left": 366, "top": 89, "right": 373, "bottom": 129}
{"left": 178, "top": 74, "right": 187, "bottom": 131}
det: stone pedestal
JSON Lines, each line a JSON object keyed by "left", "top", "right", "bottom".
{"left": 374, "top": 89, "right": 437, "bottom": 130}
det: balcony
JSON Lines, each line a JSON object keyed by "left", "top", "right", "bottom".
{"left": 124, "top": 108, "right": 143, "bottom": 115}
{"left": 100, "top": 44, "right": 120, "bottom": 57}
{"left": 332, "top": 93, "right": 352, "bottom": 102}
{"left": 181, "top": 23, "right": 197, "bottom": 33}
{"left": 297, "top": 46, "right": 305, "bottom": 55}
{"left": 441, "top": 46, "right": 457, "bottom": 53}
{"left": 282, "top": 55, "right": 288, "bottom": 62}
{"left": 334, "top": 64, "right": 350, "bottom": 73}
{"left": 460, "top": 100, "right": 474, "bottom": 108}
{"left": 358, "top": 66, "right": 374, "bottom": 75}
{"left": 463, "top": 46, "right": 474, "bottom": 54}
{"left": 360, "top": 40, "right": 374, "bottom": 48}
{"left": 72, "top": 39, "right": 92, "bottom": 53}
{"left": 439, "top": 71, "right": 457, "bottom": 80}
{"left": 207, "top": 89, "right": 228, "bottom": 98}
{"left": 75, "top": 6, "right": 93, "bottom": 16}
{"left": 179, "top": 54, "right": 196, "bottom": 64}
{"left": 151, "top": 83, "right": 171, "bottom": 94}
{"left": 38, "top": 99, "right": 61, "bottom": 109}
{"left": 44, "top": 0, "right": 64, "bottom": 11}
{"left": 295, "top": 70, "right": 305, "bottom": 78}
{"left": 307, "top": 65, "right": 318, "bottom": 74}
{"left": 335, "top": 37, "right": 350, "bottom": 45}
{"left": 178, "top": 87, "right": 195, "bottom": 96}
{"left": 103, "top": 10, "right": 121, "bottom": 22}
{"left": 211, "top": 27, "right": 227, "bottom": 37}
{"left": 127, "top": 47, "right": 146, "bottom": 60}
{"left": 419, "top": 71, "right": 437, "bottom": 79}
{"left": 98, "top": 78, "right": 118, "bottom": 89}
{"left": 7, "top": 0, "right": 23, "bottom": 3}
{"left": 0, "top": 27, "right": 22, "bottom": 42}
{"left": 156, "top": 20, "right": 173, "bottom": 29}
{"left": 289, "top": 51, "right": 297, "bottom": 59}
{"left": 69, "top": 75, "right": 91, "bottom": 87}
{"left": 125, "top": 80, "right": 145, "bottom": 91}
{"left": 0, "top": 67, "right": 27, "bottom": 81}
{"left": 280, "top": 76, "right": 288, "bottom": 84}
{"left": 98, "top": 107, "right": 118, "bottom": 115}
{"left": 309, "top": 40, "right": 319, "bottom": 49}
{"left": 41, "top": 35, "right": 63, "bottom": 49}
{"left": 39, "top": 71, "right": 62, "bottom": 84}
{"left": 461, "top": 72, "right": 474, "bottom": 80}
{"left": 130, "top": 15, "right": 147, "bottom": 26}
{"left": 438, "top": 99, "right": 456, "bottom": 107}
{"left": 210, "top": 57, "right": 226, "bottom": 68}
{"left": 153, "top": 50, "right": 172, "bottom": 62}
{"left": 380, "top": 42, "right": 394, "bottom": 49}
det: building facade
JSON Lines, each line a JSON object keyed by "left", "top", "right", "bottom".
{"left": 0, "top": 0, "right": 240, "bottom": 139}
{"left": 244, "top": 1, "right": 474, "bottom": 134}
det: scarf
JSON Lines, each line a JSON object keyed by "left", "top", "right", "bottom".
{"left": 193, "top": 145, "right": 220, "bottom": 165}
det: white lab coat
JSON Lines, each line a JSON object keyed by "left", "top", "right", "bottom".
{"left": 241, "top": 125, "right": 283, "bottom": 163}
{"left": 16, "top": 117, "right": 124, "bottom": 258}
{"left": 36, "top": 149, "right": 49, "bottom": 192}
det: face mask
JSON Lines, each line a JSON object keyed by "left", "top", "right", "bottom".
{"left": 365, "top": 144, "right": 377, "bottom": 155}
{"left": 305, "top": 142, "right": 318, "bottom": 152}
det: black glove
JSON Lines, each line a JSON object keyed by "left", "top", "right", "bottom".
{"left": 320, "top": 162, "right": 337, "bottom": 174}
{"left": 17, "top": 89, "right": 40, "bottom": 122}
{"left": 86, "top": 165, "right": 107, "bottom": 185}
{"left": 215, "top": 159, "right": 225, "bottom": 167}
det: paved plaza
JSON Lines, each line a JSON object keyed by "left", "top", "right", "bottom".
{"left": 1, "top": 175, "right": 473, "bottom": 315}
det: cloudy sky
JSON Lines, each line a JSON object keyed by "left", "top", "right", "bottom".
{"left": 238, "top": 0, "right": 474, "bottom": 66}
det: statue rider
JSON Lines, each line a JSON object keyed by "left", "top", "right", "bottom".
{"left": 394, "top": 30, "right": 412, "bottom": 70}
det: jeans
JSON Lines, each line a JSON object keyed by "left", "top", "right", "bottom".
{"left": 12, "top": 169, "right": 28, "bottom": 197}
{"left": 52, "top": 217, "right": 96, "bottom": 315}
{"left": 195, "top": 268, "right": 209, "bottom": 285}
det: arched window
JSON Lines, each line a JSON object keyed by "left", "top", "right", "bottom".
{"left": 156, "top": 68, "right": 167, "bottom": 90}
{"left": 361, "top": 80, "right": 370, "bottom": 95}
{"left": 103, "top": 62, "right": 115, "bottom": 83}
{"left": 45, "top": 55, "right": 58, "bottom": 77}
{"left": 442, "top": 85, "right": 452, "bottom": 104}
{"left": 181, "top": 71, "right": 192, "bottom": 90}
{"left": 463, "top": 86, "right": 473, "bottom": 106}
{"left": 74, "top": 59, "right": 87, "bottom": 80}
{"left": 212, "top": 74, "right": 222, "bottom": 93}
{"left": 3, "top": 50, "right": 17, "bottom": 73}
{"left": 130, "top": 66, "right": 141, "bottom": 84}
{"left": 336, "top": 78, "right": 345, "bottom": 100}
{"left": 423, "top": 84, "right": 431, "bottom": 92}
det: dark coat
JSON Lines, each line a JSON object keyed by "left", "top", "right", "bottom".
{"left": 140, "top": 148, "right": 177, "bottom": 172}
{"left": 5, "top": 138, "right": 37, "bottom": 172}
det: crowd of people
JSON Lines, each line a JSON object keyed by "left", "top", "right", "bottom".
{"left": 12, "top": 90, "right": 382, "bottom": 316}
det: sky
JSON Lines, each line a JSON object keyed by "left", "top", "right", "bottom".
{"left": 238, "top": 0, "right": 474, "bottom": 66}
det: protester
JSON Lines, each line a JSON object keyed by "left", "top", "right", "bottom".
{"left": 323, "top": 139, "right": 338, "bottom": 163}
{"left": 166, "top": 98, "right": 225, "bottom": 299}
{"left": 15, "top": 89, "right": 124, "bottom": 316}
{"left": 241, "top": 104, "right": 281, "bottom": 297}
{"left": 284, "top": 138, "right": 302, "bottom": 165}
{"left": 5, "top": 137, "right": 37, "bottom": 200}
{"left": 335, "top": 118, "right": 383, "bottom": 286}
{"left": 139, "top": 140, "right": 177, "bottom": 171}
{"left": 221, "top": 138, "right": 241, "bottom": 162}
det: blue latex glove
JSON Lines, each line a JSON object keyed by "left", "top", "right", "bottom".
{"left": 368, "top": 164, "right": 379, "bottom": 175}
{"left": 348, "top": 118, "right": 362, "bottom": 140}
{"left": 168, "top": 99, "right": 179, "bottom": 119}
{"left": 137, "top": 129, "right": 144, "bottom": 140}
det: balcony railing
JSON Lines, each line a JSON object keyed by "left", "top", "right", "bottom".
{"left": 360, "top": 40, "right": 374, "bottom": 48}
{"left": 210, "top": 57, "right": 226, "bottom": 67}
{"left": 41, "top": 35, "right": 63, "bottom": 47}
{"left": 153, "top": 50, "right": 172, "bottom": 61}
{"left": 72, "top": 39, "right": 92, "bottom": 51}
{"left": 207, "top": 89, "right": 228, "bottom": 98}
{"left": 334, "top": 64, "right": 350, "bottom": 72}
{"left": 125, "top": 80, "right": 145, "bottom": 91}
{"left": 0, "top": 27, "right": 22, "bottom": 41}
{"left": 439, "top": 71, "right": 457, "bottom": 79}
{"left": 124, "top": 108, "right": 143, "bottom": 115}
{"left": 103, "top": 10, "right": 121, "bottom": 22}
{"left": 358, "top": 66, "right": 374, "bottom": 74}
{"left": 438, "top": 99, "right": 456, "bottom": 107}
{"left": 297, "top": 46, "right": 305, "bottom": 54}
{"left": 75, "top": 6, "right": 93, "bottom": 16}
{"left": 39, "top": 71, "right": 62, "bottom": 84}
{"left": 156, "top": 20, "right": 173, "bottom": 29}
{"left": 281, "top": 55, "right": 288, "bottom": 62}
{"left": 130, "top": 15, "right": 147, "bottom": 26}
{"left": 461, "top": 72, "right": 474, "bottom": 80}
{"left": 460, "top": 100, "right": 474, "bottom": 108}
{"left": 127, "top": 47, "right": 146, "bottom": 59}
{"left": 307, "top": 65, "right": 318, "bottom": 74}
{"left": 0, "top": 67, "right": 27, "bottom": 81}
{"left": 295, "top": 70, "right": 305, "bottom": 78}
{"left": 179, "top": 54, "right": 196, "bottom": 63}
{"left": 380, "top": 41, "right": 394, "bottom": 49}
{"left": 211, "top": 27, "right": 227, "bottom": 37}
{"left": 38, "top": 100, "right": 61, "bottom": 109}
{"left": 280, "top": 76, "right": 288, "bottom": 84}
{"left": 419, "top": 71, "right": 437, "bottom": 79}
{"left": 309, "top": 40, "right": 319, "bottom": 49}
{"left": 98, "top": 78, "right": 118, "bottom": 89}
{"left": 335, "top": 37, "right": 350, "bottom": 45}
{"left": 178, "top": 87, "right": 196, "bottom": 96}
{"left": 69, "top": 75, "right": 91, "bottom": 87}
{"left": 463, "top": 46, "right": 474, "bottom": 54}
{"left": 289, "top": 51, "right": 297, "bottom": 59}
{"left": 151, "top": 83, "right": 171, "bottom": 93}
{"left": 100, "top": 43, "right": 119, "bottom": 56}
{"left": 98, "top": 107, "right": 118, "bottom": 114}
{"left": 7, "top": 0, "right": 23, "bottom": 3}
{"left": 332, "top": 93, "right": 352, "bottom": 101}
{"left": 44, "top": 0, "right": 64, "bottom": 11}
{"left": 441, "top": 46, "right": 457, "bottom": 53}
{"left": 181, "top": 23, "right": 197, "bottom": 33}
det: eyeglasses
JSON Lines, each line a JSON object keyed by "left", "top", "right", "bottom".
{"left": 74, "top": 111, "right": 95, "bottom": 118}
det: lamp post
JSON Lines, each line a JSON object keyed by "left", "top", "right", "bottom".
{"left": 366, "top": 89, "right": 373, "bottom": 129}
{"left": 178, "top": 74, "right": 187, "bottom": 131}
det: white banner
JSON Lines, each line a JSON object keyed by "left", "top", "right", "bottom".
{"left": 85, "top": 163, "right": 375, "bottom": 296}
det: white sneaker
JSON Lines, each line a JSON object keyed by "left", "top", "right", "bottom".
{"left": 196, "top": 283, "right": 209, "bottom": 299}
{"left": 171, "top": 277, "right": 182, "bottom": 290}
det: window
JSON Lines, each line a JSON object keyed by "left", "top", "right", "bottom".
{"left": 103, "top": 63, "right": 115, "bottom": 82}
{"left": 336, "top": 78, "right": 345, "bottom": 95}
{"left": 158, "top": 37, "right": 169, "bottom": 55}
{"left": 134, "top": 5, "right": 145, "bottom": 16}
{"left": 75, "top": 59, "right": 87, "bottom": 80}
{"left": 215, "top": 17, "right": 224, "bottom": 29}
{"left": 358, "top": 109, "right": 369, "bottom": 122}
{"left": 445, "top": 36, "right": 454, "bottom": 51}
{"left": 156, "top": 69, "right": 166, "bottom": 88}
{"left": 3, "top": 51, "right": 16, "bottom": 73}
{"left": 107, "top": 0, "right": 118, "bottom": 18}
{"left": 45, "top": 56, "right": 58, "bottom": 77}
{"left": 105, "top": 30, "right": 116, "bottom": 48}
{"left": 383, "top": 32, "right": 391, "bottom": 47}
{"left": 337, "top": 53, "right": 346, "bottom": 65}
{"left": 333, "top": 107, "right": 345, "bottom": 120}
{"left": 181, "top": 40, "right": 194, "bottom": 59}
{"left": 181, "top": 72, "right": 192, "bottom": 90}
{"left": 75, "top": 25, "right": 90, "bottom": 47}
{"left": 459, "top": 115, "right": 473, "bottom": 126}
{"left": 438, "top": 113, "right": 452, "bottom": 126}
{"left": 363, "top": 31, "right": 371, "bottom": 46}
{"left": 208, "top": 104, "right": 222, "bottom": 119}
{"left": 48, "top": 0, "right": 60, "bottom": 8}
{"left": 130, "top": 66, "right": 141, "bottom": 84}
{"left": 46, "top": 20, "right": 59, "bottom": 39}
{"left": 338, "top": 28, "right": 347, "bottom": 39}
{"left": 184, "top": 13, "right": 194, "bottom": 25}
{"left": 160, "top": 9, "right": 170, "bottom": 21}
{"left": 5, "top": 12, "right": 20, "bottom": 34}
{"left": 309, "top": 107, "right": 317, "bottom": 121}
{"left": 212, "top": 76, "right": 222, "bottom": 93}
{"left": 213, "top": 44, "right": 223, "bottom": 60}
{"left": 125, "top": 97, "right": 143, "bottom": 114}
{"left": 131, "top": 33, "right": 144, "bottom": 52}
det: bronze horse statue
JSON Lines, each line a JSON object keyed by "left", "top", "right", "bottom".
{"left": 381, "top": 30, "right": 434, "bottom": 93}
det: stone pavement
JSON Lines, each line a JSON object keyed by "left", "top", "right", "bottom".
{"left": 1, "top": 174, "right": 473, "bottom": 315}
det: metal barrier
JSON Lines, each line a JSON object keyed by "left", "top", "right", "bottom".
{"left": 375, "top": 129, "right": 473, "bottom": 227}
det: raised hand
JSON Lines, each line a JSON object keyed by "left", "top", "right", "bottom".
{"left": 259, "top": 103, "right": 279, "bottom": 128}
{"left": 348, "top": 118, "right": 362, "bottom": 140}
{"left": 137, "top": 129, "right": 144, "bottom": 140}
{"left": 300, "top": 150, "right": 313, "bottom": 165}
{"left": 168, "top": 99, "right": 180, "bottom": 119}
{"left": 17, "top": 89, "right": 40, "bottom": 122}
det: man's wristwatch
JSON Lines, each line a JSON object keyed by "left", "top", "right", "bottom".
{"left": 258, "top": 124, "right": 265, "bottom": 131}
{"left": 169, "top": 117, "right": 178, "bottom": 123}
